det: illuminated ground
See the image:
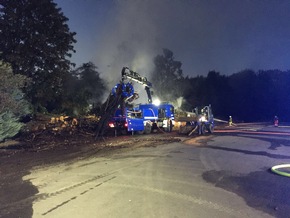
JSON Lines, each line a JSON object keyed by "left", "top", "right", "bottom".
{"left": 1, "top": 123, "right": 290, "bottom": 217}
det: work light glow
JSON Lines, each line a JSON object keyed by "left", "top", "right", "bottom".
{"left": 153, "top": 99, "right": 161, "bottom": 106}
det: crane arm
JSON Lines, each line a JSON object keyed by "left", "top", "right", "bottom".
{"left": 121, "top": 67, "right": 153, "bottom": 103}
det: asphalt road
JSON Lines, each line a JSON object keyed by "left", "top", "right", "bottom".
{"left": 14, "top": 125, "right": 289, "bottom": 218}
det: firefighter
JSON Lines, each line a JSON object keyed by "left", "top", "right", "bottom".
{"left": 229, "top": 116, "right": 233, "bottom": 126}
{"left": 274, "top": 116, "right": 279, "bottom": 127}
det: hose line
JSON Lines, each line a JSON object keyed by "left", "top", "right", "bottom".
{"left": 271, "top": 164, "right": 290, "bottom": 177}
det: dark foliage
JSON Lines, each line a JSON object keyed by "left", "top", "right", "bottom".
{"left": 150, "top": 48, "right": 184, "bottom": 101}
{"left": 62, "top": 62, "right": 107, "bottom": 116}
{"left": 182, "top": 69, "right": 290, "bottom": 122}
{"left": 0, "top": 64, "right": 31, "bottom": 141}
{"left": 152, "top": 49, "right": 290, "bottom": 122}
{"left": 225, "top": 69, "right": 290, "bottom": 122}
{"left": 0, "top": 0, "right": 76, "bottom": 112}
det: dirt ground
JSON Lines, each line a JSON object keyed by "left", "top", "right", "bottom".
{"left": 0, "top": 129, "right": 184, "bottom": 176}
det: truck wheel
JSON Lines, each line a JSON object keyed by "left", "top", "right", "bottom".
{"left": 200, "top": 123, "right": 206, "bottom": 135}
{"left": 169, "top": 120, "right": 173, "bottom": 132}
{"left": 121, "top": 129, "right": 128, "bottom": 135}
{"left": 165, "top": 120, "right": 173, "bottom": 132}
{"left": 152, "top": 123, "right": 158, "bottom": 133}
{"left": 207, "top": 124, "right": 214, "bottom": 133}
{"left": 144, "top": 123, "right": 152, "bottom": 134}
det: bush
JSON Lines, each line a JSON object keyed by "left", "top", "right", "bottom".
{"left": 0, "top": 63, "right": 31, "bottom": 141}
{"left": 0, "top": 111, "right": 23, "bottom": 142}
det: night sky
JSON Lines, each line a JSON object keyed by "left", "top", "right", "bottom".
{"left": 54, "top": 0, "right": 290, "bottom": 78}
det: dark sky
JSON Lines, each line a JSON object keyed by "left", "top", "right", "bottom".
{"left": 54, "top": 0, "right": 290, "bottom": 78}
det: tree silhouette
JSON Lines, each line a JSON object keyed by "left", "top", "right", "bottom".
{"left": 72, "top": 62, "right": 107, "bottom": 104}
{"left": 181, "top": 68, "right": 290, "bottom": 122}
{"left": 151, "top": 49, "right": 184, "bottom": 102}
{"left": 0, "top": 0, "right": 76, "bottom": 112}
{"left": 62, "top": 62, "right": 107, "bottom": 115}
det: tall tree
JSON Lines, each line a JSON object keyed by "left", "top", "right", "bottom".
{"left": 204, "top": 71, "right": 232, "bottom": 118}
{"left": 72, "top": 62, "right": 107, "bottom": 105}
{"left": 151, "top": 48, "right": 184, "bottom": 102}
{"left": 0, "top": 0, "right": 76, "bottom": 112}
{"left": 228, "top": 69, "right": 258, "bottom": 121}
{"left": 62, "top": 62, "right": 107, "bottom": 115}
{"left": 182, "top": 75, "right": 206, "bottom": 110}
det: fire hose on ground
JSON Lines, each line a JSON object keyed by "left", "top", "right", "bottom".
{"left": 214, "top": 118, "right": 237, "bottom": 126}
{"left": 214, "top": 118, "right": 290, "bottom": 177}
{"left": 271, "top": 164, "right": 290, "bottom": 177}
{"left": 213, "top": 118, "right": 290, "bottom": 177}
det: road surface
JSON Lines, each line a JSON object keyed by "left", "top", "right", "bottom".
{"left": 2, "top": 124, "right": 290, "bottom": 217}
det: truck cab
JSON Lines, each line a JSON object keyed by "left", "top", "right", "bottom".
{"left": 136, "top": 103, "right": 175, "bottom": 132}
{"left": 108, "top": 108, "right": 144, "bottom": 135}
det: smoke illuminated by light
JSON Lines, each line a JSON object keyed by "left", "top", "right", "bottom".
{"left": 55, "top": 0, "right": 290, "bottom": 84}
{"left": 153, "top": 99, "right": 161, "bottom": 106}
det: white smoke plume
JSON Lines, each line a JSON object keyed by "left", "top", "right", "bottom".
{"left": 56, "top": 0, "right": 290, "bottom": 81}
{"left": 95, "top": 1, "right": 162, "bottom": 85}
{"left": 94, "top": 1, "right": 172, "bottom": 103}
{"left": 94, "top": 1, "right": 173, "bottom": 104}
{"left": 92, "top": 0, "right": 199, "bottom": 105}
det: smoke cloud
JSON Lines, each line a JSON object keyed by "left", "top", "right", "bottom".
{"left": 94, "top": 1, "right": 164, "bottom": 103}
{"left": 56, "top": 0, "right": 290, "bottom": 81}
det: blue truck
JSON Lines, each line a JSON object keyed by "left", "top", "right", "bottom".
{"left": 137, "top": 103, "right": 174, "bottom": 132}
{"left": 108, "top": 102, "right": 174, "bottom": 135}
{"left": 108, "top": 107, "right": 145, "bottom": 135}
{"left": 99, "top": 67, "right": 175, "bottom": 136}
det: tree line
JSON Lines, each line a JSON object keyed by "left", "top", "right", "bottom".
{"left": 182, "top": 69, "right": 290, "bottom": 122}
{"left": 151, "top": 49, "right": 290, "bottom": 123}
{"left": 1, "top": 0, "right": 289, "bottom": 141}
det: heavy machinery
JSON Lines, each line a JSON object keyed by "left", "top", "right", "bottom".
{"left": 95, "top": 67, "right": 174, "bottom": 137}
{"left": 136, "top": 102, "right": 174, "bottom": 133}
{"left": 95, "top": 67, "right": 213, "bottom": 137}
{"left": 176, "top": 105, "right": 214, "bottom": 135}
